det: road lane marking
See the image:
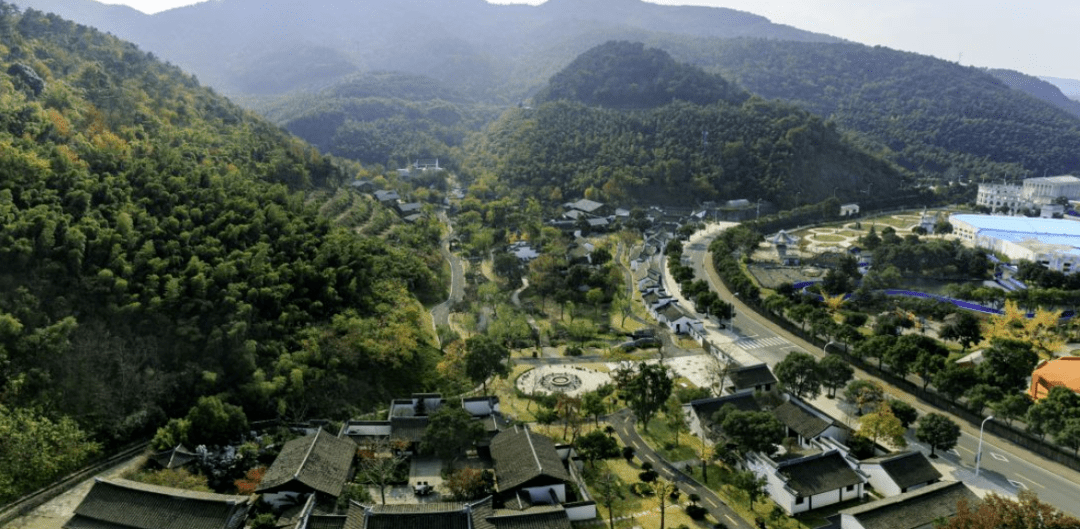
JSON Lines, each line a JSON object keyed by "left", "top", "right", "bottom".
{"left": 1014, "top": 473, "right": 1046, "bottom": 489}
{"left": 725, "top": 514, "right": 737, "bottom": 525}
{"left": 948, "top": 448, "right": 961, "bottom": 457}
{"left": 991, "top": 452, "right": 1009, "bottom": 462}
{"left": 956, "top": 445, "right": 974, "bottom": 455}
{"left": 1007, "top": 479, "right": 1028, "bottom": 490}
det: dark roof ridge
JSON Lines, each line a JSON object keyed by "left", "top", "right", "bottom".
{"left": 295, "top": 427, "right": 324, "bottom": 481}
{"left": 524, "top": 427, "right": 543, "bottom": 474}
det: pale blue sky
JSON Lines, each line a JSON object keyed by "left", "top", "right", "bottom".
{"left": 97, "top": 0, "right": 1079, "bottom": 80}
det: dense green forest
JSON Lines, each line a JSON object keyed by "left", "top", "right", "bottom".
{"left": 252, "top": 72, "right": 502, "bottom": 169}
{"left": 657, "top": 38, "right": 1080, "bottom": 182}
{"left": 0, "top": 3, "right": 445, "bottom": 502}
{"left": 533, "top": 41, "right": 747, "bottom": 109}
{"left": 461, "top": 43, "right": 905, "bottom": 206}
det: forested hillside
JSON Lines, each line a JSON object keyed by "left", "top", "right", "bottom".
{"left": 659, "top": 38, "right": 1080, "bottom": 181}
{"left": 253, "top": 72, "right": 502, "bottom": 168}
{"left": 534, "top": 41, "right": 747, "bottom": 109}
{"left": 0, "top": 3, "right": 443, "bottom": 502}
{"left": 463, "top": 44, "right": 905, "bottom": 206}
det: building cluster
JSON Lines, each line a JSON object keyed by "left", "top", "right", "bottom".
{"left": 975, "top": 175, "right": 1080, "bottom": 215}
{"left": 683, "top": 373, "right": 980, "bottom": 528}
{"left": 950, "top": 214, "right": 1080, "bottom": 274}
{"left": 65, "top": 394, "right": 595, "bottom": 529}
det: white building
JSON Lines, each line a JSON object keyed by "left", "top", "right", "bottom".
{"left": 950, "top": 214, "right": 1080, "bottom": 274}
{"left": 976, "top": 175, "right": 1080, "bottom": 212}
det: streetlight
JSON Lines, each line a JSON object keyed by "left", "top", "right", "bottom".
{"left": 975, "top": 415, "right": 994, "bottom": 477}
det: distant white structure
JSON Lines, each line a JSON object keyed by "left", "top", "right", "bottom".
{"left": 840, "top": 203, "right": 860, "bottom": 216}
{"left": 976, "top": 175, "right": 1080, "bottom": 212}
{"left": 950, "top": 214, "right": 1080, "bottom": 273}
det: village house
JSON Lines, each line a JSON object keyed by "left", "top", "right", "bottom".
{"left": 858, "top": 451, "right": 942, "bottom": 496}
{"left": 771, "top": 397, "right": 849, "bottom": 447}
{"left": 746, "top": 439, "right": 868, "bottom": 515}
{"left": 65, "top": 478, "right": 253, "bottom": 529}
{"left": 838, "top": 481, "right": 979, "bottom": 529}
{"left": 256, "top": 428, "right": 357, "bottom": 507}
{"left": 726, "top": 364, "right": 778, "bottom": 395}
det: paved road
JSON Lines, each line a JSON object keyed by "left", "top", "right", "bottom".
{"left": 608, "top": 409, "right": 754, "bottom": 529}
{"left": 431, "top": 209, "right": 464, "bottom": 333}
{"left": 684, "top": 223, "right": 1080, "bottom": 518}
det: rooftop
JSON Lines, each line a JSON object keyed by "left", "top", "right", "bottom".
{"left": 65, "top": 478, "right": 251, "bottom": 529}
{"left": 861, "top": 451, "right": 942, "bottom": 490}
{"left": 257, "top": 428, "right": 356, "bottom": 497}
{"left": 777, "top": 451, "right": 864, "bottom": 497}
{"left": 490, "top": 426, "right": 570, "bottom": 492}
{"left": 772, "top": 400, "right": 834, "bottom": 440}
{"left": 1030, "top": 356, "right": 1080, "bottom": 399}
{"left": 839, "top": 481, "right": 979, "bottom": 529}
{"left": 728, "top": 364, "right": 778, "bottom": 390}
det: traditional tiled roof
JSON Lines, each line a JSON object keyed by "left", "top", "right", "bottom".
{"left": 566, "top": 199, "right": 604, "bottom": 213}
{"left": 728, "top": 364, "right": 777, "bottom": 390}
{"left": 840, "top": 481, "right": 979, "bottom": 529}
{"left": 490, "top": 427, "right": 570, "bottom": 492}
{"left": 65, "top": 478, "right": 251, "bottom": 529}
{"left": 348, "top": 498, "right": 496, "bottom": 529}
{"left": 772, "top": 401, "right": 833, "bottom": 440}
{"left": 389, "top": 416, "right": 430, "bottom": 443}
{"left": 777, "top": 451, "right": 864, "bottom": 497}
{"left": 148, "top": 444, "right": 198, "bottom": 470}
{"left": 659, "top": 305, "right": 688, "bottom": 322}
{"left": 688, "top": 393, "right": 761, "bottom": 421}
{"left": 487, "top": 506, "right": 572, "bottom": 529}
{"left": 257, "top": 428, "right": 356, "bottom": 497}
{"left": 861, "top": 451, "right": 942, "bottom": 491}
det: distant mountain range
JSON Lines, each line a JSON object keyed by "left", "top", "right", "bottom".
{"left": 14, "top": 0, "right": 1080, "bottom": 182}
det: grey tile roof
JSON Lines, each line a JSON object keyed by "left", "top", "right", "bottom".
{"left": 862, "top": 451, "right": 942, "bottom": 491}
{"left": 64, "top": 478, "right": 251, "bottom": 529}
{"left": 487, "top": 507, "right": 572, "bottom": 529}
{"left": 840, "top": 481, "right": 979, "bottom": 529}
{"left": 148, "top": 444, "right": 198, "bottom": 470}
{"left": 689, "top": 393, "right": 761, "bottom": 420}
{"left": 490, "top": 427, "right": 571, "bottom": 492}
{"left": 728, "top": 364, "right": 777, "bottom": 390}
{"left": 349, "top": 498, "right": 496, "bottom": 529}
{"left": 257, "top": 428, "right": 356, "bottom": 497}
{"left": 390, "top": 416, "right": 430, "bottom": 442}
{"left": 778, "top": 451, "right": 864, "bottom": 497}
{"left": 772, "top": 401, "right": 833, "bottom": 440}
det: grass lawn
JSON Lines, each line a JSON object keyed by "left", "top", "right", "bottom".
{"left": 584, "top": 459, "right": 715, "bottom": 529}
{"left": 809, "top": 233, "right": 846, "bottom": 243}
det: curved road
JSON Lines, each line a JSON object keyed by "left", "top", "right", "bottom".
{"left": 431, "top": 209, "right": 464, "bottom": 334}
{"left": 684, "top": 223, "right": 1080, "bottom": 517}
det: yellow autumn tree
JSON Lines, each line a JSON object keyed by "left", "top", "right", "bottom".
{"left": 982, "top": 300, "right": 1064, "bottom": 358}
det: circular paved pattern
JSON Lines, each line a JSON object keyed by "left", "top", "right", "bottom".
{"left": 517, "top": 365, "right": 610, "bottom": 396}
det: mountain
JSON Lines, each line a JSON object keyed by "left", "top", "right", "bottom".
{"left": 10, "top": 0, "right": 839, "bottom": 98}
{"left": 0, "top": 2, "right": 444, "bottom": 501}
{"left": 463, "top": 42, "right": 908, "bottom": 208}
{"left": 533, "top": 41, "right": 747, "bottom": 108}
{"left": 989, "top": 69, "right": 1080, "bottom": 118}
{"left": 655, "top": 38, "right": 1080, "bottom": 181}
{"left": 1042, "top": 76, "right": 1080, "bottom": 101}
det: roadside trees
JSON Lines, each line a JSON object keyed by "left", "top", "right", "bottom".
{"left": 915, "top": 413, "right": 961, "bottom": 457}
{"left": 774, "top": 351, "right": 822, "bottom": 399}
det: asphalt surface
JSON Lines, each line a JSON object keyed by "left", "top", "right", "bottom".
{"left": 683, "top": 224, "right": 1080, "bottom": 518}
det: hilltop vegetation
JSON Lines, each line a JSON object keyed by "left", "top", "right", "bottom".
{"left": 0, "top": 3, "right": 444, "bottom": 502}
{"left": 462, "top": 43, "right": 904, "bottom": 206}
{"left": 660, "top": 38, "right": 1080, "bottom": 181}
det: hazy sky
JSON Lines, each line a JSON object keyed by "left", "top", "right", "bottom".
{"left": 97, "top": 0, "right": 1079, "bottom": 80}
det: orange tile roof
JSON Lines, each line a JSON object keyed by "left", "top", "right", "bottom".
{"left": 1029, "top": 357, "right": 1080, "bottom": 400}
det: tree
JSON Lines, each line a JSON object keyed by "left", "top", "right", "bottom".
{"left": 915, "top": 413, "right": 960, "bottom": 457}
{"left": 819, "top": 354, "right": 854, "bottom": 398}
{"left": 420, "top": 405, "right": 484, "bottom": 465}
{"left": 446, "top": 468, "right": 495, "bottom": 500}
{"left": 0, "top": 405, "right": 101, "bottom": 503}
{"left": 555, "top": 393, "right": 582, "bottom": 441}
{"left": 612, "top": 295, "right": 633, "bottom": 327}
{"left": 887, "top": 399, "right": 918, "bottom": 429}
{"left": 730, "top": 470, "right": 768, "bottom": 509}
{"left": 358, "top": 437, "right": 409, "bottom": 504}
{"left": 624, "top": 362, "right": 673, "bottom": 431}
{"left": 185, "top": 395, "right": 249, "bottom": 447}
{"left": 464, "top": 334, "right": 510, "bottom": 393}
{"left": 991, "top": 393, "right": 1032, "bottom": 427}
{"left": 594, "top": 471, "right": 624, "bottom": 529}
{"left": 912, "top": 351, "right": 945, "bottom": 391}
{"left": 660, "top": 397, "right": 686, "bottom": 446}
{"left": 1055, "top": 418, "right": 1080, "bottom": 455}
{"left": 622, "top": 445, "right": 636, "bottom": 463}
{"left": 844, "top": 380, "right": 885, "bottom": 416}
{"left": 932, "top": 363, "right": 979, "bottom": 403}
{"left": 578, "top": 430, "right": 620, "bottom": 466}
{"left": 774, "top": 351, "right": 822, "bottom": 399}
{"left": 582, "top": 390, "right": 607, "bottom": 427}
{"left": 858, "top": 404, "right": 907, "bottom": 448}
{"left": 977, "top": 339, "right": 1039, "bottom": 393}
{"left": 940, "top": 312, "right": 982, "bottom": 350}
{"left": 654, "top": 478, "right": 676, "bottom": 529}
{"left": 716, "top": 408, "right": 786, "bottom": 456}
{"left": 937, "top": 491, "right": 1080, "bottom": 529}
{"left": 1026, "top": 386, "right": 1080, "bottom": 441}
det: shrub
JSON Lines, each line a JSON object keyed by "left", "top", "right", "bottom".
{"left": 686, "top": 504, "right": 708, "bottom": 520}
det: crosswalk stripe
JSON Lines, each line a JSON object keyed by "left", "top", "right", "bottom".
{"left": 734, "top": 337, "right": 788, "bottom": 349}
